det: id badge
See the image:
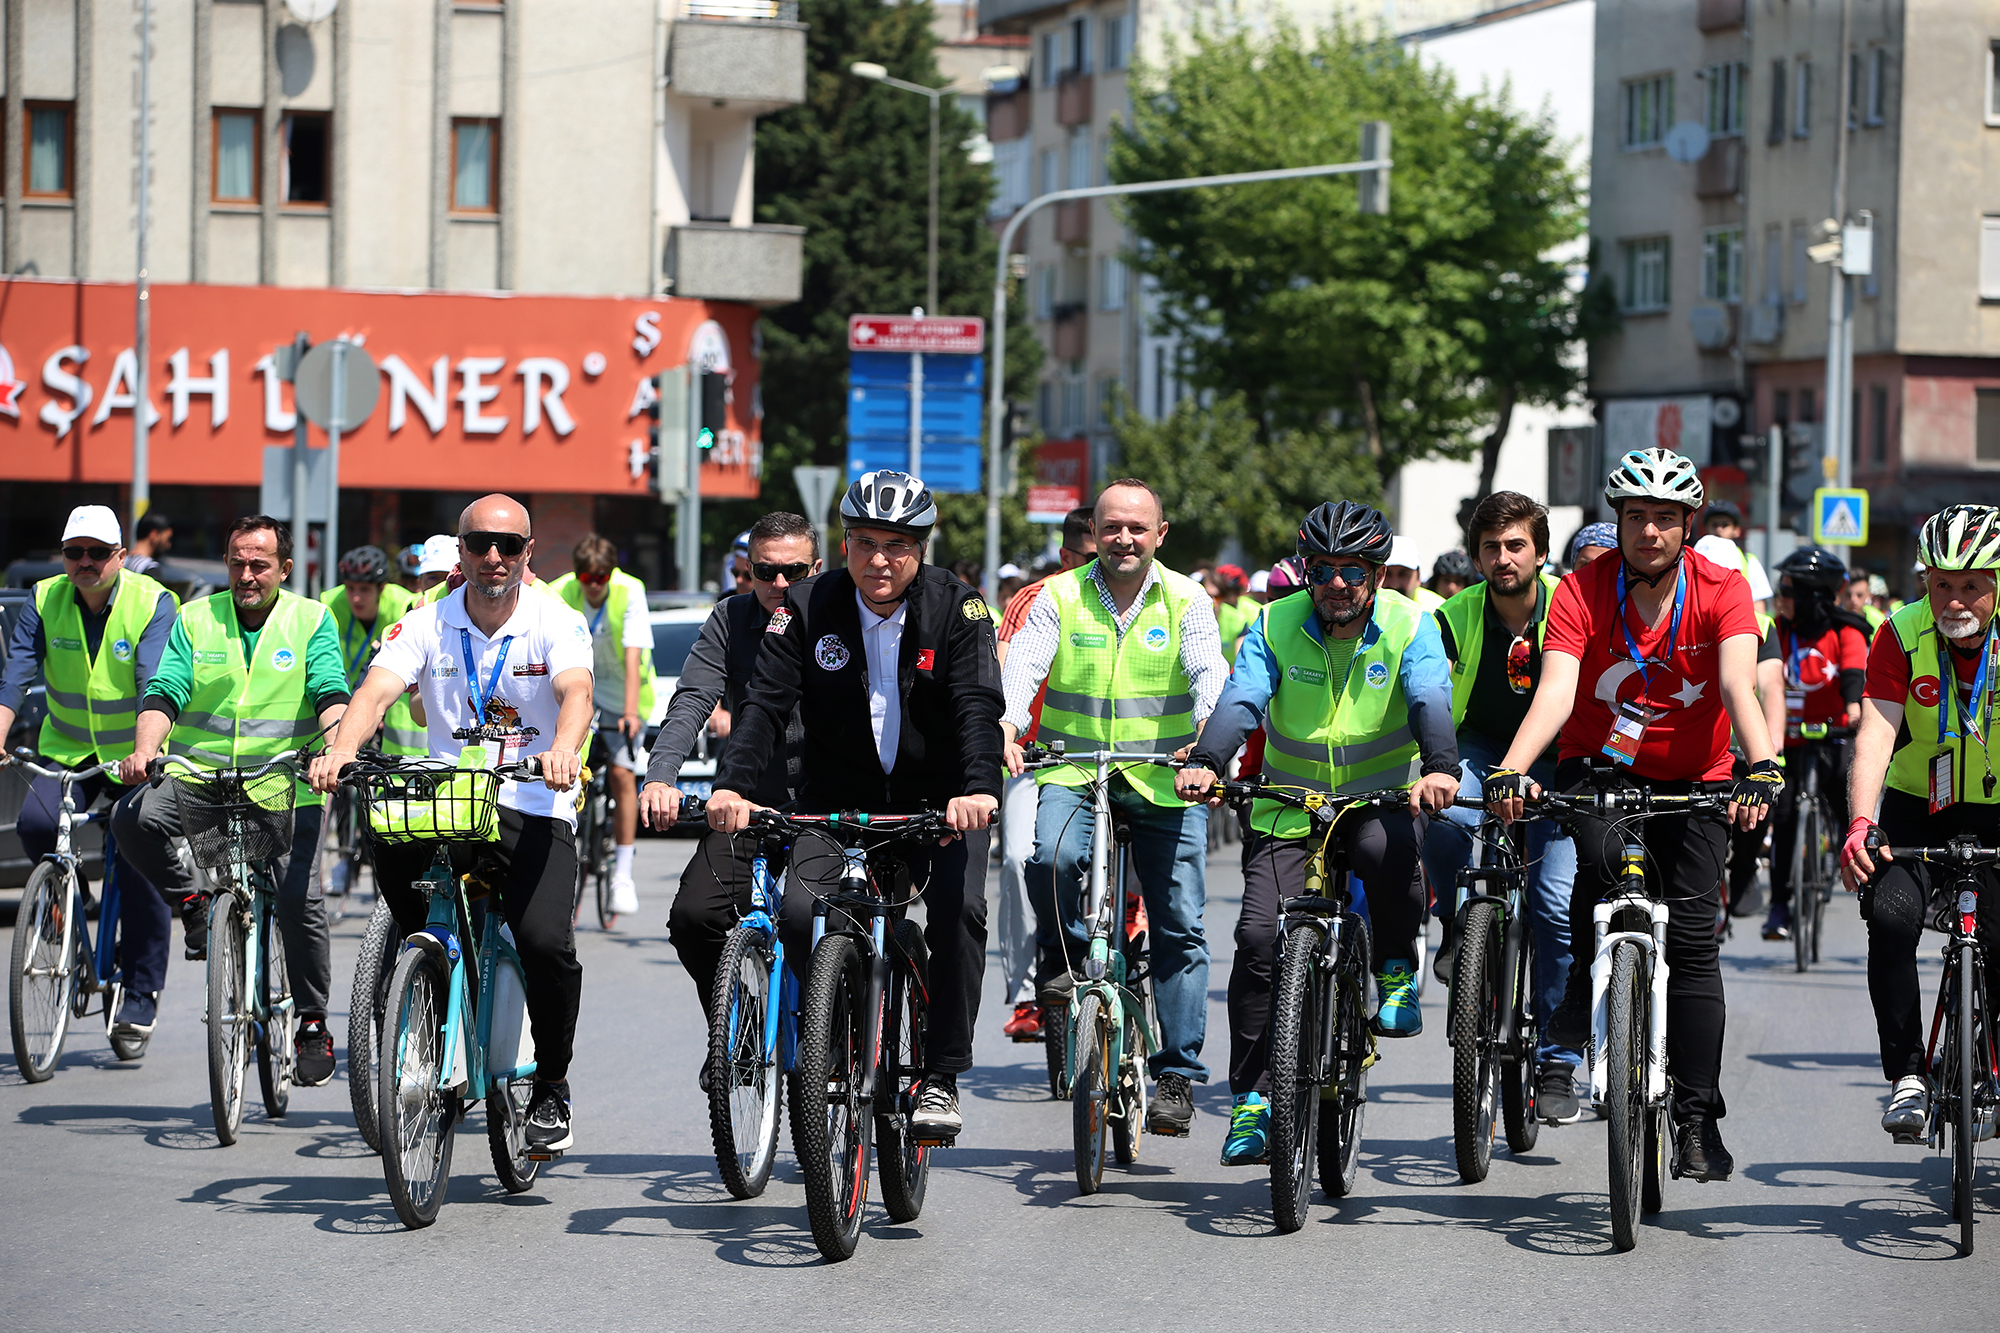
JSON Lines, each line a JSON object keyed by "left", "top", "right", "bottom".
{"left": 1601, "top": 700, "right": 1657, "bottom": 766}
{"left": 1784, "top": 689, "right": 1805, "bottom": 718}
{"left": 457, "top": 743, "right": 495, "bottom": 772}
{"left": 1931, "top": 749, "right": 1955, "bottom": 814}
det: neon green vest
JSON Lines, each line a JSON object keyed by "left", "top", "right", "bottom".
{"left": 321, "top": 582, "right": 424, "bottom": 755}
{"left": 1255, "top": 589, "right": 1425, "bottom": 838}
{"left": 34, "top": 569, "right": 176, "bottom": 764}
{"left": 1433, "top": 572, "right": 1560, "bottom": 728}
{"left": 1884, "top": 600, "right": 2000, "bottom": 805}
{"left": 548, "top": 569, "right": 657, "bottom": 714}
{"left": 1034, "top": 564, "right": 1202, "bottom": 807}
{"left": 1217, "top": 597, "right": 1254, "bottom": 666}
{"left": 169, "top": 590, "right": 330, "bottom": 806}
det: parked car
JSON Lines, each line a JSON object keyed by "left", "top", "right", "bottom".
{"left": 646, "top": 602, "right": 721, "bottom": 813}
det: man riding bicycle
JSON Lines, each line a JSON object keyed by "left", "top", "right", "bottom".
{"left": 1180, "top": 500, "right": 1460, "bottom": 1166}
{"left": 549, "top": 533, "right": 658, "bottom": 917}
{"left": 320, "top": 545, "right": 423, "bottom": 900}
{"left": 704, "top": 470, "right": 1003, "bottom": 1141}
{"left": 1487, "top": 448, "right": 1780, "bottom": 1182}
{"left": 1000, "top": 479, "right": 1228, "bottom": 1139}
{"left": 310, "top": 493, "right": 592, "bottom": 1154}
{"left": 0, "top": 506, "right": 179, "bottom": 1048}
{"left": 115, "top": 516, "right": 352, "bottom": 1086}
{"left": 1841, "top": 504, "right": 2000, "bottom": 1141}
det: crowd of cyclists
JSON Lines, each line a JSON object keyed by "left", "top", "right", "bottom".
{"left": 7, "top": 442, "right": 1998, "bottom": 1225}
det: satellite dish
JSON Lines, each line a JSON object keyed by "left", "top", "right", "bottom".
{"left": 1664, "top": 121, "right": 1711, "bottom": 164}
{"left": 1711, "top": 396, "right": 1742, "bottom": 429}
{"left": 284, "top": 0, "right": 338, "bottom": 22}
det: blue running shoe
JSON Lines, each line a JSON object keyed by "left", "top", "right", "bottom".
{"left": 1220, "top": 1092, "right": 1270, "bottom": 1166}
{"left": 1373, "top": 960, "right": 1422, "bottom": 1037}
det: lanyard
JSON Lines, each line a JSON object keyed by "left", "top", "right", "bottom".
{"left": 457, "top": 627, "right": 516, "bottom": 728}
{"left": 1615, "top": 561, "right": 1685, "bottom": 703}
{"left": 342, "top": 615, "right": 372, "bottom": 684}
{"left": 586, "top": 598, "right": 607, "bottom": 639}
{"left": 1781, "top": 625, "right": 1812, "bottom": 690}
{"left": 1936, "top": 622, "right": 1998, "bottom": 748}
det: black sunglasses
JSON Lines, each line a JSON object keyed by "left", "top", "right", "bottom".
{"left": 461, "top": 531, "right": 528, "bottom": 557}
{"left": 752, "top": 561, "right": 812, "bottom": 583}
{"left": 1306, "top": 562, "right": 1372, "bottom": 587}
{"left": 62, "top": 545, "right": 115, "bottom": 563}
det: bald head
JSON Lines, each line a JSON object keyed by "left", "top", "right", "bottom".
{"left": 1095, "top": 480, "right": 1163, "bottom": 529}
{"left": 460, "top": 493, "right": 531, "bottom": 537}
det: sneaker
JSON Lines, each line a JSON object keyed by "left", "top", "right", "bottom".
{"left": 1537, "top": 1062, "right": 1580, "bottom": 1124}
{"left": 327, "top": 859, "right": 351, "bottom": 897}
{"left": 1220, "top": 1093, "right": 1270, "bottom": 1166}
{"left": 1003, "top": 1002, "right": 1044, "bottom": 1042}
{"left": 1372, "top": 960, "right": 1422, "bottom": 1037}
{"left": 180, "top": 892, "right": 209, "bottom": 961}
{"left": 1547, "top": 964, "right": 1590, "bottom": 1050}
{"left": 609, "top": 874, "right": 638, "bottom": 916}
{"left": 1148, "top": 1071, "right": 1195, "bottom": 1136}
{"left": 112, "top": 989, "right": 158, "bottom": 1037}
{"left": 526, "top": 1079, "right": 574, "bottom": 1154}
{"left": 1675, "top": 1112, "right": 1734, "bottom": 1182}
{"left": 1762, "top": 905, "right": 1792, "bottom": 941}
{"left": 1036, "top": 969, "right": 1076, "bottom": 1007}
{"left": 295, "top": 1018, "right": 336, "bottom": 1086}
{"left": 911, "top": 1074, "right": 962, "bottom": 1139}
{"left": 1881, "top": 1074, "right": 1930, "bottom": 1143}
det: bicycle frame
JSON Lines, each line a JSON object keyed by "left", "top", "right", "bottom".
{"left": 208, "top": 820, "right": 292, "bottom": 1046}
{"left": 810, "top": 841, "right": 894, "bottom": 1118}
{"left": 13, "top": 756, "right": 125, "bottom": 1014}
{"left": 1906, "top": 848, "right": 2000, "bottom": 1146}
{"left": 1449, "top": 817, "right": 1532, "bottom": 1064}
{"left": 402, "top": 853, "right": 537, "bottom": 1102}
{"left": 740, "top": 832, "right": 797, "bottom": 1075}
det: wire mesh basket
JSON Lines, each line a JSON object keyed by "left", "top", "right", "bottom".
{"left": 170, "top": 767, "right": 298, "bottom": 872}
{"left": 358, "top": 764, "right": 501, "bottom": 845}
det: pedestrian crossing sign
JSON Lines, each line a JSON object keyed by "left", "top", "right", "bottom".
{"left": 1813, "top": 488, "right": 1869, "bottom": 546}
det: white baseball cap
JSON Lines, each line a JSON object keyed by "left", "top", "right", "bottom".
{"left": 1249, "top": 569, "right": 1271, "bottom": 593}
{"left": 1692, "top": 534, "right": 1740, "bottom": 569}
{"left": 418, "top": 533, "right": 459, "bottom": 576}
{"left": 1386, "top": 535, "right": 1420, "bottom": 571}
{"left": 998, "top": 562, "right": 1024, "bottom": 580}
{"left": 62, "top": 505, "right": 123, "bottom": 547}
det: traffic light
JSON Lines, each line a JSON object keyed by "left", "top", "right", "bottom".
{"left": 699, "top": 370, "right": 727, "bottom": 440}
{"left": 1781, "top": 423, "right": 1820, "bottom": 517}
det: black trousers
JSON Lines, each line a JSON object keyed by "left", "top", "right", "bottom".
{"left": 1558, "top": 759, "right": 1729, "bottom": 1120}
{"left": 668, "top": 828, "right": 777, "bottom": 1017}
{"left": 369, "top": 808, "right": 582, "bottom": 1082}
{"left": 1864, "top": 790, "right": 2000, "bottom": 1082}
{"left": 1768, "top": 740, "right": 1852, "bottom": 908}
{"left": 1227, "top": 812, "right": 1424, "bottom": 1096}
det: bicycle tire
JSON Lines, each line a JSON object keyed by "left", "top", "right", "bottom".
{"left": 1072, "top": 991, "right": 1110, "bottom": 1196}
{"left": 379, "top": 946, "right": 458, "bottom": 1229}
{"left": 1500, "top": 919, "right": 1539, "bottom": 1153}
{"left": 796, "top": 933, "right": 869, "bottom": 1261}
{"left": 1791, "top": 799, "right": 1814, "bottom": 973}
{"left": 706, "top": 925, "right": 784, "bottom": 1199}
{"left": 593, "top": 793, "right": 617, "bottom": 931}
{"left": 1270, "top": 921, "right": 1327, "bottom": 1232}
{"left": 1044, "top": 1000, "right": 1069, "bottom": 1099}
{"left": 9, "top": 861, "right": 77, "bottom": 1082}
{"left": 348, "top": 898, "right": 399, "bottom": 1154}
{"left": 1807, "top": 797, "right": 1830, "bottom": 964}
{"left": 1112, "top": 1006, "right": 1143, "bottom": 1166}
{"left": 1450, "top": 902, "right": 1502, "bottom": 1183}
{"left": 488, "top": 1071, "right": 541, "bottom": 1193}
{"left": 1318, "top": 926, "right": 1371, "bottom": 1200}
{"left": 878, "top": 919, "right": 931, "bottom": 1223}
{"left": 255, "top": 901, "right": 296, "bottom": 1120}
{"left": 1956, "top": 946, "right": 1978, "bottom": 1254}
{"left": 207, "top": 896, "right": 252, "bottom": 1146}
{"left": 1642, "top": 1101, "right": 1669, "bottom": 1215}
{"left": 570, "top": 788, "right": 598, "bottom": 926}
{"left": 1605, "top": 941, "right": 1646, "bottom": 1252}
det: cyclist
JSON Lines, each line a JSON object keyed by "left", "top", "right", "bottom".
{"left": 1568, "top": 521, "right": 1617, "bottom": 571}
{"left": 1428, "top": 549, "right": 1476, "bottom": 602}
{"left": 1000, "top": 479, "right": 1227, "bottom": 1138}
{"left": 0, "top": 506, "right": 179, "bottom": 1047}
{"left": 1179, "top": 500, "right": 1460, "bottom": 1165}
{"left": 1840, "top": 569, "right": 1889, "bottom": 636}
{"left": 721, "top": 530, "right": 753, "bottom": 598}
{"left": 1212, "top": 563, "right": 1254, "bottom": 664}
{"left": 414, "top": 533, "right": 457, "bottom": 596}
{"left": 704, "top": 470, "right": 1003, "bottom": 1141}
{"left": 1759, "top": 546, "right": 1870, "bottom": 942}
{"left": 1700, "top": 500, "right": 1774, "bottom": 618}
{"left": 310, "top": 493, "right": 592, "bottom": 1153}
{"left": 639, "top": 511, "right": 820, "bottom": 1024}
{"left": 396, "top": 542, "right": 425, "bottom": 591}
{"left": 320, "top": 545, "right": 423, "bottom": 897}
{"left": 549, "top": 534, "right": 657, "bottom": 917}
{"left": 125, "top": 510, "right": 173, "bottom": 578}
{"left": 115, "top": 516, "right": 352, "bottom": 1086}
{"left": 1841, "top": 504, "right": 2000, "bottom": 1140}
{"left": 1419, "top": 491, "right": 1582, "bottom": 1122}
{"left": 1486, "top": 448, "right": 1780, "bottom": 1183}
{"left": 1382, "top": 536, "right": 1444, "bottom": 611}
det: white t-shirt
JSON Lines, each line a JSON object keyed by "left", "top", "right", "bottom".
{"left": 857, "top": 592, "right": 905, "bottom": 774}
{"left": 371, "top": 585, "right": 594, "bottom": 822}
{"left": 580, "top": 586, "right": 653, "bottom": 714}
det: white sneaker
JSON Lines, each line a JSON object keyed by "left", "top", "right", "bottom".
{"left": 1882, "top": 1074, "right": 1929, "bottom": 1143}
{"left": 327, "top": 859, "right": 351, "bottom": 896}
{"left": 609, "top": 874, "right": 639, "bottom": 915}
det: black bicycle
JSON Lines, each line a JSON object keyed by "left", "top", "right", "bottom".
{"left": 1780, "top": 723, "right": 1848, "bottom": 972}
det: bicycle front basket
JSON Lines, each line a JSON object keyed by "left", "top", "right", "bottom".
{"left": 361, "top": 766, "right": 501, "bottom": 845}
{"left": 170, "top": 767, "right": 298, "bottom": 872}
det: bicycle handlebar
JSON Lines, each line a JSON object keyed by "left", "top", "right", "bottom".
{"left": 1018, "top": 740, "right": 1187, "bottom": 769}
{"left": 332, "top": 753, "right": 549, "bottom": 784}
{"left": 4, "top": 749, "right": 121, "bottom": 786}
{"left": 147, "top": 748, "right": 309, "bottom": 789}
{"left": 1890, "top": 842, "right": 2000, "bottom": 867}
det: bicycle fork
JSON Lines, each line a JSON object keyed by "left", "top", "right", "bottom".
{"left": 1587, "top": 894, "right": 1671, "bottom": 1110}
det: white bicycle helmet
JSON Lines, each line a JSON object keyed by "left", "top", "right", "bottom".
{"left": 840, "top": 470, "right": 937, "bottom": 537}
{"left": 1918, "top": 504, "right": 2000, "bottom": 572}
{"left": 1604, "top": 447, "right": 1705, "bottom": 511}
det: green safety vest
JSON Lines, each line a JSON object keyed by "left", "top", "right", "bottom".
{"left": 1217, "top": 598, "right": 1253, "bottom": 666}
{"left": 1034, "top": 564, "right": 1203, "bottom": 807}
{"left": 1255, "top": 589, "right": 1425, "bottom": 838}
{"left": 169, "top": 590, "right": 332, "bottom": 806}
{"left": 1884, "top": 599, "right": 2000, "bottom": 805}
{"left": 33, "top": 569, "right": 177, "bottom": 765}
{"left": 322, "top": 582, "right": 425, "bottom": 755}
{"left": 548, "top": 569, "right": 657, "bottom": 714}
{"left": 1432, "top": 572, "right": 1561, "bottom": 728}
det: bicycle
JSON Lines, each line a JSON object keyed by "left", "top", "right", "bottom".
{"left": 5, "top": 752, "right": 145, "bottom": 1079}
{"left": 572, "top": 733, "right": 619, "bottom": 930}
{"left": 1780, "top": 722, "right": 1848, "bottom": 973}
{"left": 151, "top": 749, "right": 307, "bottom": 1147}
{"left": 323, "top": 777, "right": 370, "bottom": 923}
{"left": 341, "top": 749, "right": 548, "bottom": 1229}
{"left": 347, "top": 894, "right": 400, "bottom": 1154}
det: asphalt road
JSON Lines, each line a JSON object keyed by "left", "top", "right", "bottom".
{"left": 5, "top": 833, "right": 1999, "bottom": 1332}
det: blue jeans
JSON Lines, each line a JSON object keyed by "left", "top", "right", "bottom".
{"left": 1027, "top": 776, "right": 1209, "bottom": 1082}
{"left": 1420, "top": 732, "right": 1579, "bottom": 1068}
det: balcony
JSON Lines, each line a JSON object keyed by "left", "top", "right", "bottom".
{"left": 1055, "top": 199, "right": 1090, "bottom": 246}
{"left": 668, "top": 17, "right": 808, "bottom": 111}
{"left": 1052, "top": 302, "right": 1087, "bottom": 360}
{"left": 1057, "top": 72, "right": 1092, "bottom": 127}
{"left": 1696, "top": 138, "right": 1741, "bottom": 198}
{"left": 986, "top": 89, "right": 1029, "bottom": 142}
{"left": 667, "top": 222, "right": 805, "bottom": 306}
{"left": 1697, "top": 0, "right": 1744, "bottom": 32}
{"left": 977, "top": 0, "right": 1076, "bottom": 32}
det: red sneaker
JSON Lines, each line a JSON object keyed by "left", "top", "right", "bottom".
{"left": 1003, "top": 1002, "right": 1043, "bottom": 1042}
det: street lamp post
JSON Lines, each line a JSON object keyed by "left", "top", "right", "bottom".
{"left": 850, "top": 61, "right": 941, "bottom": 313}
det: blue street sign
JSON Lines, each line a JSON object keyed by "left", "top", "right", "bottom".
{"left": 845, "top": 349, "right": 986, "bottom": 494}
{"left": 846, "top": 439, "right": 983, "bottom": 493}
{"left": 1812, "top": 488, "right": 1868, "bottom": 546}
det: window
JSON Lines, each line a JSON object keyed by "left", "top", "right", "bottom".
{"left": 1798, "top": 387, "right": 1817, "bottom": 424}
{"left": 1978, "top": 391, "right": 2000, "bottom": 465}
{"left": 1702, "top": 226, "right": 1744, "bottom": 302}
{"left": 1038, "top": 380, "right": 1056, "bottom": 433}
{"left": 452, "top": 119, "right": 499, "bottom": 212}
{"left": 1620, "top": 236, "right": 1670, "bottom": 312}
{"left": 1794, "top": 57, "right": 1812, "bottom": 138}
{"left": 1066, "top": 16, "right": 1090, "bottom": 74}
{"left": 1768, "top": 59, "right": 1787, "bottom": 145}
{"left": 1099, "top": 255, "right": 1127, "bottom": 311}
{"left": 1866, "top": 46, "right": 1887, "bottom": 125}
{"left": 1773, "top": 389, "right": 1791, "bottom": 426}
{"left": 280, "top": 112, "right": 329, "bottom": 205}
{"left": 1094, "top": 374, "right": 1120, "bottom": 429}
{"left": 1065, "top": 127, "right": 1091, "bottom": 190}
{"left": 1848, "top": 51, "right": 1863, "bottom": 129}
{"left": 1990, "top": 43, "right": 2000, "bottom": 125}
{"left": 1061, "top": 373, "right": 1086, "bottom": 435}
{"left": 1869, "top": 384, "right": 1889, "bottom": 465}
{"left": 1763, "top": 225, "right": 1784, "bottom": 305}
{"left": 1622, "top": 74, "right": 1673, "bottom": 148}
{"left": 989, "top": 137, "right": 1030, "bottom": 217}
{"left": 24, "top": 101, "right": 73, "bottom": 197}
{"left": 1790, "top": 220, "right": 1810, "bottom": 304}
{"left": 1034, "top": 265, "right": 1056, "bottom": 320}
{"left": 1039, "top": 31, "right": 1058, "bottom": 88}
{"left": 1705, "top": 62, "right": 1745, "bottom": 137}
{"left": 1102, "top": 13, "right": 1128, "bottom": 71}
{"left": 1039, "top": 146, "right": 1059, "bottom": 197}
{"left": 211, "top": 109, "right": 258, "bottom": 203}
{"left": 1981, "top": 216, "right": 2000, "bottom": 300}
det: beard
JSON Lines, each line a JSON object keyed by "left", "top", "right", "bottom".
{"left": 1940, "top": 610, "right": 1981, "bottom": 640}
{"left": 469, "top": 578, "right": 512, "bottom": 601}
{"left": 1319, "top": 596, "right": 1369, "bottom": 627}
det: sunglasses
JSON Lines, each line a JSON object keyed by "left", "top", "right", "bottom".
{"left": 1306, "top": 563, "right": 1371, "bottom": 588}
{"left": 1506, "top": 632, "right": 1533, "bottom": 695}
{"left": 576, "top": 570, "right": 610, "bottom": 587}
{"left": 753, "top": 561, "right": 812, "bottom": 583}
{"left": 61, "top": 545, "right": 116, "bottom": 563}
{"left": 462, "top": 531, "right": 528, "bottom": 557}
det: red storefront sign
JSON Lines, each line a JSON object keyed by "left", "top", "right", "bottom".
{"left": 0, "top": 278, "right": 762, "bottom": 497}
{"left": 1026, "top": 437, "right": 1088, "bottom": 523}
{"left": 847, "top": 315, "right": 986, "bottom": 355}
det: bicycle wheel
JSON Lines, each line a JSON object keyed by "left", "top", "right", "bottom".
{"left": 255, "top": 901, "right": 296, "bottom": 1120}
{"left": 1072, "top": 990, "right": 1111, "bottom": 1196}
{"left": 1317, "top": 957, "right": 1369, "bottom": 1200}
{"left": 1605, "top": 941, "right": 1646, "bottom": 1252}
{"left": 1955, "top": 948, "right": 1978, "bottom": 1254}
{"left": 8, "top": 861, "right": 78, "bottom": 1082}
{"left": 1044, "top": 999, "right": 1069, "bottom": 1099}
{"left": 1270, "top": 921, "right": 1327, "bottom": 1232}
{"left": 348, "top": 898, "right": 400, "bottom": 1154}
{"left": 707, "top": 925, "right": 784, "bottom": 1199}
{"left": 593, "top": 794, "right": 617, "bottom": 931}
{"left": 878, "top": 919, "right": 932, "bottom": 1222}
{"left": 1791, "top": 800, "right": 1815, "bottom": 973}
{"left": 570, "top": 791, "right": 598, "bottom": 926}
{"left": 1642, "top": 1101, "right": 1670, "bottom": 1215}
{"left": 1500, "top": 919, "right": 1539, "bottom": 1153}
{"left": 488, "top": 1072, "right": 541, "bottom": 1194}
{"left": 206, "top": 896, "right": 252, "bottom": 1146}
{"left": 1807, "top": 798, "right": 1830, "bottom": 964}
{"left": 379, "top": 946, "right": 458, "bottom": 1229}
{"left": 1450, "top": 902, "right": 1502, "bottom": 1183}
{"left": 1112, "top": 1005, "right": 1144, "bottom": 1166}
{"left": 796, "top": 934, "right": 869, "bottom": 1261}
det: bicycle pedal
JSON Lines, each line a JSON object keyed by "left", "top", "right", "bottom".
{"left": 525, "top": 1149, "right": 564, "bottom": 1163}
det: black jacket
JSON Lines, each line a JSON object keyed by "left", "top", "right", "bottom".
{"left": 645, "top": 593, "right": 799, "bottom": 807}
{"left": 714, "top": 565, "right": 1004, "bottom": 813}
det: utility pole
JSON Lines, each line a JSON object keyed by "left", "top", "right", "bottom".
{"left": 1822, "top": 0, "right": 1854, "bottom": 492}
{"left": 131, "top": 0, "right": 153, "bottom": 533}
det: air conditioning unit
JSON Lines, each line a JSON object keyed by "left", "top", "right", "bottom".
{"left": 1745, "top": 301, "right": 1783, "bottom": 345}
{"left": 1690, "top": 303, "right": 1735, "bottom": 351}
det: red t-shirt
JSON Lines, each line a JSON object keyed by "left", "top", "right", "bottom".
{"left": 1774, "top": 619, "right": 1869, "bottom": 730}
{"left": 1000, "top": 578, "right": 1048, "bottom": 742}
{"left": 1544, "top": 549, "right": 1761, "bottom": 780}
{"left": 1864, "top": 618, "right": 1984, "bottom": 716}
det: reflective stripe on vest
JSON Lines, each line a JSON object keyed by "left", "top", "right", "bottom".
{"left": 1433, "top": 572, "right": 1560, "bottom": 728}
{"left": 34, "top": 569, "right": 176, "bottom": 764}
{"left": 168, "top": 590, "right": 329, "bottom": 805}
{"left": 550, "top": 569, "right": 657, "bottom": 714}
{"left": 1885, "top": 599, "right": 2000, "bottom": 804}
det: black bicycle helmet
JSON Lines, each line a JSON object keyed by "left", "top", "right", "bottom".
{"left": 337, "top": 544, "right": 391, "bottom": 582}
{"left": 1431, "top": 549, "right": 1476, "bottom": 582}
{"left": 840, "top": 469, "right": 938, "bottom": 537}
{"left": 1775, "top": 545, "right": 1848, "bottom": 594}
{"left": 1297, "top": 501, "right": 1394, "bottom": 563}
